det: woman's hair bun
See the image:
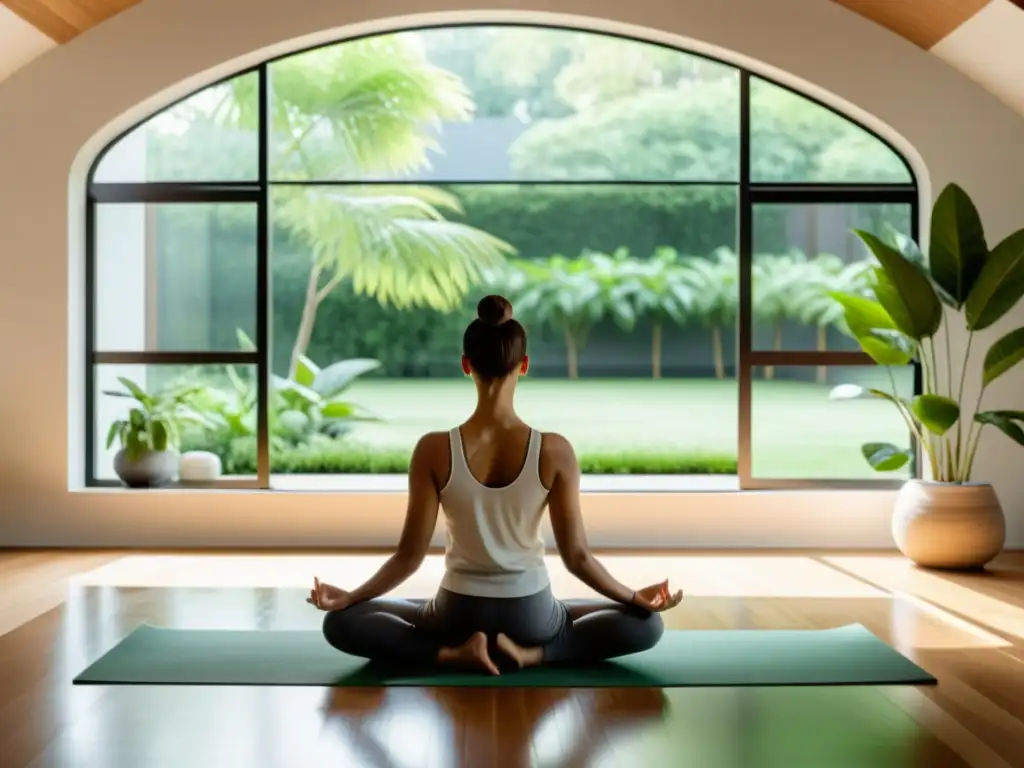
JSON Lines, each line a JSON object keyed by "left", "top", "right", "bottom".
{"left": 476, "top": 294, "right": 514, "bottom": 325}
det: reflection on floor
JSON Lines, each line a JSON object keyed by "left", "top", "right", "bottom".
{"left": 2, "top": 549, "right": 1024, "bottom": 767}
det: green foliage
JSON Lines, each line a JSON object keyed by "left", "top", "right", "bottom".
{"left": 974, "top": 411, "right": 1024, "bottom": 447}
{"left": 253, "top": 35, "right": 474, "bottom": 179}
{"left": 861, "top": 442, "right": 913, "bottom": 472}
{"left": 911, "top": 395, "right": 960, "bottom": 437}
{"left": 929, "top": 184, "right": 987, "bottom": 307}
{"left": 964, "top": 230, "right": 1024, "bottom": 331}
{"left": 982, "top": 327, "right": 1024, "bottom": 387}
{"left": 501, "top": 251, "right": 632, "bottom": 378}
{"left": 833, "top": 183, "right": 1024, "bottom": 481}
{"left": 417, "top": 27, "right": 575, "bottom": 120}
{"left": 187, "top": 339, "right": 382, "bottom": 451}
{"left": 510, "top": 84, "right": 739, "bottom": 181}
{"left": 104, "top": 377, "right": 210, "bottom": 460}
{"left": 276, "top": 185, "right": 514, "bottom": 313}
{"left": 510, "top": 73, "right": 910, "bottom": 184}
{"left": 855, "top": 231, "right": 942, "bottom": 340}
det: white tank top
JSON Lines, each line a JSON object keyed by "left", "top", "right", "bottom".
{"left": 438, "top": 427, "right": 550, "bottom": 598}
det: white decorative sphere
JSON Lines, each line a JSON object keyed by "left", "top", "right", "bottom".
{"left": 179, "top": 451, "right": 223, "bottom": 484}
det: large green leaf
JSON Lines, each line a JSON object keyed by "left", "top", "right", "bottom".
{"left": 856, "top": 232, "right": 942, "bottom": 339}
{"left": 117, "top": 377, "right": 151, "bottom": 406}
{"left": 856, "top": 332, "right": 913, "bottom": 366}
{"left": 975, "top": 410, "right": 1024, "bottom": 446}
{"left": 929, "top": 184, "right": 987, "bottom": 307}
{"left": 236, "top": 328, "right": 256, "bottom": 352}
{"left": 105, "top": 420, "right": 125, "bottom": 450}
{"left": 294, "top": 355, "right": 321, "bottom": 388}
{"left": 150, "top": 419, "right": 170, "bottom": 452}
{"left": 312, "top": 358, "right": 381, "bottom": 399}
{"left": 861, "top": 442, "right": 913, "bottom": 472}
{"left": 965, "top": 229, "right": 1024, "bottom": 330}
{"left": 829, "top": 293, "right": 896, "bottom": 336}
{"left": 982, "top": 326, "right": 1024, "bottom": 387}
{"left": 867, "top": 388, "right": 913, "bottom": 410}
{"left": 886, "top": 228, "right": 960, "bottom": 308}
{"left": 911, "top": 394, "right": 960, "bottom": 436}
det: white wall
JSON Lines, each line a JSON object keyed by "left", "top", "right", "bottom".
{"left": 0, "top": 5, "right": 55, "bottom": 83}
{"left": 0, "top": 0, "right": 1022, "bottom": 548}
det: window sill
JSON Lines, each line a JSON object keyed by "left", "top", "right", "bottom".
{"left": 80, "top": 474, "right": 742, "bottom": 493}
{"left": 77, "top": 475, "right": 903, "bottom": 493}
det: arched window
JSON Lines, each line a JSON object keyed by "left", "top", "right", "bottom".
{"left": 86, "top": 24, "right": 918, "bottom": 490}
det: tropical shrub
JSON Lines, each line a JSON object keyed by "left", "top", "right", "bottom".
{"left": 186, "top": 332, "right": 382, "bottom": 450}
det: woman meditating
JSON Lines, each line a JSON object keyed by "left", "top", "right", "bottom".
{"left": 308, "top": 295, "right": 682, "bottom": 674}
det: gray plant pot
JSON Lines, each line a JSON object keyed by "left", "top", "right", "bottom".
{"left": 113, "top": 448, "right": 179, "bottom": 488}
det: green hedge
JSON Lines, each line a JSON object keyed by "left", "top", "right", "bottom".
{"left": 185, "top": 435, "right": 737, "bottom": 475}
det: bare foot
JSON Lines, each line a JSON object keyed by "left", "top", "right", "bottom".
{"left": 437, "top": 631, "right": 500, "bottom": 676}
{"left": 496, "top": 633, "right": 544, "bottom": 669}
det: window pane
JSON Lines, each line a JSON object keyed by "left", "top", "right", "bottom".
{"left": 93, "top": 364, "right": 256, "bottom": 481}
{"left": 751, "top": 365, "right": 914, "bottom": 480}
{"left": 267, "top": 183, "right": 738, "bottom": 480}
{"left": 751, "top": 202, "right": 912, "bottom": 351}
{"left": 94, "top": 203, "right": 256, "bottom": 352}
{"left": 269, "top": 26, "right": 739, "bottom": 182}
{"left": 750, "top": 77, "right": 911, "bottom": 184}
{"left": 93, "top": 72, "right": 259, "bottom": 183}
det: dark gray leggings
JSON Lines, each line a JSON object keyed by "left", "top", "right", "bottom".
{"left": 322, "top": 586, "right": 664, "bottom": 666}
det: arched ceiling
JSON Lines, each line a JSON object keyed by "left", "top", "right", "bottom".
{"left": 1, "top": 0, "right": 1023, "bottom": 114}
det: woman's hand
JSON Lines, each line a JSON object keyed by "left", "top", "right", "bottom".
{"left": 306, "top": 577, "right": 351, "bottom": 612}
{"left": 631, "top": 580, "right": 683, "bottom": 612}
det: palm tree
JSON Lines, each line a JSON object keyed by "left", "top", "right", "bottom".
{"left": 504, "top": 253, "right": 634, "bottom": 380}
{"left": 680, "top": 248, "right": 738, "bottom": 380}
{"left": 752, "top": 251, "right": 810, "bottom": 379}
{"left": 794, "top": 254, "right": 874, "bottom": 382}
{"left": 275, "top": 186, "right": 513, "bottom": 375}
{"left": 220, "top": 35, "right": 515, "bottom": 375}
{"left": 619, "top": 247, "right": 695, "bottom": 379}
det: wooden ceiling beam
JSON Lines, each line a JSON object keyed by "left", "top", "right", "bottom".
{"left": 830, "top": 0, "right": 991, "bottom": 49}
{"left": 2, "top": 0, "right": 142, "bottom": 44}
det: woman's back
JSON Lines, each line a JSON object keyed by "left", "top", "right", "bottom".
{"left": 439, "top": 421, "right": 550, "bottom": 598}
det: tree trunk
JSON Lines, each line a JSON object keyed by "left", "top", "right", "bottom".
{"left": 816, "top": 325, "right": 828, "bottom": 384}
{"left": 765, "top": 322, "right": 783, "bottom": 380}
{"left": 652, "top": 323, "right": 662, "bottom": 380}
{"left": 564, "top": 329, "right": 579, "bottom": 380}
{"left": 711, "top": 326, "right": 724, "bottom": 380}
{"left": 289, "top": 264, "right": 323, "bottom": 379}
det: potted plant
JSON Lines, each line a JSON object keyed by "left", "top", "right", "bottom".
{"left": 104, "top": 377, "right": 206, "bottom": 488}
{"left": 832, "top": 183, "right": 1024, "bottom": 569}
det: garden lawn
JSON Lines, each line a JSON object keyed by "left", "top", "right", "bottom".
{"left": 341, "top": 377, "right": 910, "bottom": 480}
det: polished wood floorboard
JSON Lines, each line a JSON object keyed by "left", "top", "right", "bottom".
{"left": 2, "top": 549, "right": 1024, "bottom": 767}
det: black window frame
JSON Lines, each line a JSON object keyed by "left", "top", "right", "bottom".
{"left": 84, "top": 22, "right": 920, "bottom": 490}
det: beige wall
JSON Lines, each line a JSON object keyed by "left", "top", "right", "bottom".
{"left": 0, "top": 0, "right": 1022, "bottom": 548}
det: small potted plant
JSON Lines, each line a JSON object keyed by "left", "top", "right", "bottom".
{"left": 104, "top": 377, "right": 206, "bottom": 488}
{"left": 831, "top": 183, "right": 1024, "bottom": 569}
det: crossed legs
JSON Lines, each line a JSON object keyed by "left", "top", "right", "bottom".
{"left": 322, "top": 594, "right": 664, "bottom": 673}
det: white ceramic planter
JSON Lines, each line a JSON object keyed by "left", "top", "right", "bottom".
{"left": 179, "top": 451, "right": 223, "bottom": 485}
{"left": 893, "top": 480, "right": 1005, "bottom": 569}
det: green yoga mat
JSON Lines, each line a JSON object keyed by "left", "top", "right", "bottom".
{"left": 73, "top": 623, "right": 934, "bottom": 688}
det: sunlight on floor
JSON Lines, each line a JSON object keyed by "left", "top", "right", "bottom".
{"left": 888, "top": 593, "right": 1010, "bottom": 650}
{"left": 73, "top": 554, "right": 888, "bottom": 599}
{"left": 826, "top": 556, "right": 1024, "bottom": 642}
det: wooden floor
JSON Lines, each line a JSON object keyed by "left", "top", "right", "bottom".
{"left": 3, "top": 550, "right": 1024, "bottom": 767}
